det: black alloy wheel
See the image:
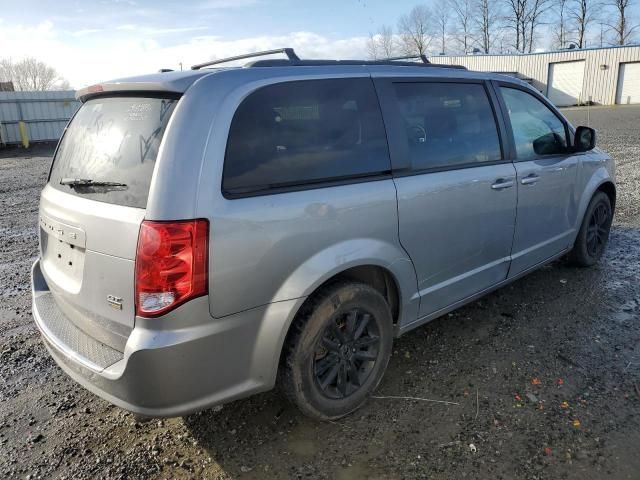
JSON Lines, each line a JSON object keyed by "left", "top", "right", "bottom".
{"left": 586, "top": 202, "right": 610, "bottom": 258}
{"left": 569, "top": 191, "right": 613, "bottom": 267}
{"left": 279, "top": 282, "right": 393, "bottom": 420}
{"left": 313, "top": 308, "right": 380, "bottom": 399}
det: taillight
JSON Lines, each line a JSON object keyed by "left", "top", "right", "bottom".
{"left": 135, "top": 219, "right": 209, "bottom": 317}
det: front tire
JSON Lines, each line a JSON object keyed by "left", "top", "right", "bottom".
{"left": 279, "top": 282, "right": 393, "bottom": 420}
{"left": 569, "top": 191, "right": 613, "bottom": 267}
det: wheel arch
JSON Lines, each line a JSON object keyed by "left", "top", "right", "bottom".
{"left": 274, "top": 264, "right": 402, "bottom": 378}
{"left": 296, "top": 264, "right": 402, "bottom": 327}
{"left": 596, "top": 180, "right": 616, "bottom": 213}
{"left": 574, "top": 166, "right": 616, "bottom": 237}
{"left": 250, "top": 237, "right": 420, "bottom": 390}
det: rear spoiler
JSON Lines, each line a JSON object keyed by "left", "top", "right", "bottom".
{"left": 76, "top": 71, "right": 212, "bottom": 102}
{"left": 76, "top": 83, "right": 185, "bottom": 103}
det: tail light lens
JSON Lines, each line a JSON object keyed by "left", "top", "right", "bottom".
{"left": 135, "top": 219, "right": 209, "bottom": 317}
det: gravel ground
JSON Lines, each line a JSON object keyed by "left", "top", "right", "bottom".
{"left": 0, "top": 106, "right": 639, "bottom": 480}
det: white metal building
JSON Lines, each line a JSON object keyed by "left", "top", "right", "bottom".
{"left": 0, "top": 91, "right": 80, "bottom": 145}
{"left": 430, "top": 45, "right": 640, "bottom": 107}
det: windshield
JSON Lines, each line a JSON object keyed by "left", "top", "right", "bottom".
{"left": 49, "top": 96, "right": 178, "bottom": 208}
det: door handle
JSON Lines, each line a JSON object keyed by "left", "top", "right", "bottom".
{"left": 521, "top": 174, "right": 540, "bottom": 185}
{"left": 491, "top": 179, "right": 514, "bottom": 190}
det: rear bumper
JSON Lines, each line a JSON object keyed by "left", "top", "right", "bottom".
{"left": 31, "top": 258, "right": 301, "bottom": 417}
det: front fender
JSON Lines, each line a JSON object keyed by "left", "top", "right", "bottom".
{"left": 572, "top": 156, "right": 615, "bottom": 242}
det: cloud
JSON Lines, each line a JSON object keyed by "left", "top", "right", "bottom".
{"left": 197, "top": 0, "right": 261, "bottom": 9}
{"left": 0, "top": 22, "right": 370, "bottom": 89}
{"left": 151, "top": 32, "right": 370, "bottom": 72}
{"left": 71, "top": 28, "right": 103, "bottom": 37}
{"left": 115, "top": 24, "right": 209, "bottom": 35}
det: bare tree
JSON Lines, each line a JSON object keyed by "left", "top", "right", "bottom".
{"left": 504, "top": 0, "right": 551, "bottom": 52}
{"left": 605, "top": 0, "right": 639, "bottom": 44}
{"left": 554, "top": 0, "right": 570, "bottom": 48}
{"left": 504, "top": 0, "right": 529, "bottom": 52}
{"left": 451, "top": 0, "right": 475, "bottom": 53}
{"left": 570, "top": 0, "right": 595, "bottom": 47}
{"left": 0, "top": 59, "right": 13, "bottom": 83}
{"left": 0, "top": 57, "right": 69, "bottom": 91}
{"left": 434, "top": 0, "right": 451, "bottom": 54}
{"left": 526, "top": 0, "right": 552, "bottom": 52}
{"left": 366, "top": 25, "right": 397, "bottom": 59}
{"left": 476, "top": 0, "right": 502, "bottom": 53}
{"left": 397, "top": 5, "right": 435, "bottom": 56}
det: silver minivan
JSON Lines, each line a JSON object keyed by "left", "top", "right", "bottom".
{"left": 31, "top": 49, "right": 615, "bottom": 420}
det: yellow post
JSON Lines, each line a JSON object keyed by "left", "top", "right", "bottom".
{"left": 18, "top": 121, "right": 29, "bottom": 149}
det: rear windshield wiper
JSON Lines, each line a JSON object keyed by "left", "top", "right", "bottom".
{"left": 60, "top": 178, "right": 127, "bottom": 188}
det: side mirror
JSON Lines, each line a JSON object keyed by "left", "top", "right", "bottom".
{"left": 533, "top": 132, "right": 565, "bottom": 155}
{"left": 574, "top": 126, "right": 596, "bottom": 152}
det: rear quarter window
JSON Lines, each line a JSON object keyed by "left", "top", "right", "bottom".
{"left": 222, "top": 78, "right": 391, "bottom": 195}
{"left": 49, "top": 96, "right": 178, "bottom": 208}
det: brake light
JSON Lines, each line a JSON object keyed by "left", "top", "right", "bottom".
{"left": 135, "top": 219, "right": 209, "bottom": 317}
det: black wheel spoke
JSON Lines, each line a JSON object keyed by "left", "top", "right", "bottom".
{"left": 354, "top": 351, "right": 377, "bottom": 361}
{"left": 347, "top": 359, "right": 361, "bottom": 387}
{"left": 353, "top": 313, "right": 371, "bottom": 340}
{"left": 331, "top": 323, "right": 347, "bottom": 344}
{"left": 319, "top": 363, "right": 340, "bottom": 390}
{"left": 315, "top": 353, "right": 338, "bottom": 377}
{"left": 354, "top": 335, "right": 379, "bottom": 348}
{"left": 321, "top": 337, "right": 340, "bottom": 352}
{"left": 588, "top": 235, "right": 598, "bottom": 255}
{"left": 599, "top": 206, "right": 607, "bottom": 225}
{"left": 337, "top": 363, "right": 348, "bottom": 397}
{"left": 346, "top": 311, "right": 357, "bottom": 338}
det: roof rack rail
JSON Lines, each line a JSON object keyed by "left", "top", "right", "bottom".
{"left": 191, "top": 48, "right": 300, "bottom": 70}
{"left": 381, "top": 54, "right": 431, "bottom": 64}
{"left": 249, "top": 58, "right": 466, "bottom": 70}
{"left": 191, "top": 47, "right": 466, "bottom": 70}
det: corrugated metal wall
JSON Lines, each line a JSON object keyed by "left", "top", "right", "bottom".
{"left": 430, "top": 46, "right": 640, "bottom": 105}
{"left": 0, "top": 91, "right": 80, "bottom": 145}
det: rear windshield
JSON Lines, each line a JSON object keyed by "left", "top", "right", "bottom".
{"left": 49, "top": 96, "right": 178, "bottom": 208}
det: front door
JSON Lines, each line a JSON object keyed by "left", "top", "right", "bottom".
{"left": 377, "top": 78, "right": 517, "bottom": 320}
{"left": 496, "top": 84, "right": 580, "bottom": 277}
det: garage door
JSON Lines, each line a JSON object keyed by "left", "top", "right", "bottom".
{"left": 547, "top": 61, "right": 585, "bottom": 107}
{"left": 616, "top": 62, "right": 640, "bottom": 104}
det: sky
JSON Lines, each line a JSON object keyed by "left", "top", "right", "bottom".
{"left": 0, "top": 0, "right": 425, "bottom": 88}
{"left": 1, "top": 0, "right": 638, "bottom": 89}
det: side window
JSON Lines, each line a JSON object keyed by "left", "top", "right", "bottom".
{"left": 392, "top": 82, "right": 502, "bottom": 171}
{"left": 500, "top": 87, "right": 568, "bottom": 160}
{"left": 223, "top": 78, "right": 390, "bottom": 194}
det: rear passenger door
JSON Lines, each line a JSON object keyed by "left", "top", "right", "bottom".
{"left": 210, "top": 77, "right": 412, "bottom": 319}
{"left": 494, "top": 83, "right": 580, "bottom": 277}
{"left": 375, "top": 78, "right": 517, "bottom": 319}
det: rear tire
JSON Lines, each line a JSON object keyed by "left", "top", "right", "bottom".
{"left": 279, "top": 282, "right": 393, "bottom": 420}
{"left": 569, "top": 191, "right": 613, "bottom": 267}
